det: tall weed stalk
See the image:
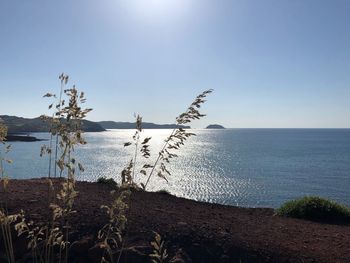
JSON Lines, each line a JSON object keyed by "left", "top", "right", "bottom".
{"left": 150, "top": 232, "right": 168, "bottom": 263}
{"left": 122, "top": 89, "right": 213, "bottom": 189}
{"left": 0, "top": 120, "right": 18, "bottom": 263}
{"left": 97, "top": 89, "right": 212, "bottom": 262}
{"left": 13, "top": 74, "right": 92, "bottom": 263}
{"left": 41, "top": 74, "right": 91, "bottom": 262}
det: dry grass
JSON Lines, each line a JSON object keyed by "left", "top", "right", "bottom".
{"left": 0, "top": 117, "right": 17, "bottom": 263}
{"left": 0, "top": 73, "right": 213, "bottom": 263}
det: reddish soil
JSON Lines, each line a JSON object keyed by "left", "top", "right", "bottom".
{"left": 1, "top": 179, "right": 350, "bottom": 262}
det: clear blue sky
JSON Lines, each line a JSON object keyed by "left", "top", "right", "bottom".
{"left": 1, "top": 0, "right": 349, "bottom": 128}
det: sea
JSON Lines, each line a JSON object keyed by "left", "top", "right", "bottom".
{"left": 3, "top": 129, "right": 350, "bottom": 208}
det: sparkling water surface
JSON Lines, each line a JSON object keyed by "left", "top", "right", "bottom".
{"left": 4, "top": 129, "right": 350, "bottom": 208}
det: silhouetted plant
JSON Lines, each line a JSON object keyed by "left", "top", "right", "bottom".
{"left": 11, "top": 74, "right": 92, "bottom": 263}
{"left": 122, "top": 114, "right": 152, "bottom": 188}
{"left": 96, "top": 90, "right": 212, "bottom": 263}
{"left": 0, "top": 210, "right": 19, "bottom": 263}
{"left": 103, "top": 90, "right": 213, "bottom": 263}
{"left": 0, "top": 121, "right": 17, "bottom": 263}
{"left": 0, "top": 120, "right": 12, "bottom": 197}
{"left": 41, "top": 74, "right": 91, "bottom": 262}
{"left": 0, "top": 122, "right": 12, "bottom": 200}
{"left": 15, "top": 205, "right": 65, "bottom": 263}
{"left": 122, "top": 89, "right": 213, "bottom": 190}
{"left": 1, "top": 78, "right": 214, "bottom": 263}
{"left": 98, "top": 189, "right": 130, "bottom": 263}
{"left": 150, "top": 232, "right": 168, "bottom": 263}
{"left": 97, "top": 177, "right": 118, "bottom": 188}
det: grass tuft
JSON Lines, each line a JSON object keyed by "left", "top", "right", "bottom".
{"left": 276, "top": 196, "right": 350, "bottom": 224}
{"left": 156, "top": 189, "right": 171, "bottom": 195}
{"left": 97, "top": 177, "right": 118, "bottom": 188}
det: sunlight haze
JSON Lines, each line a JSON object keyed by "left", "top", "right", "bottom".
{"left": 1, "top": 0, "right": 350, "bottom": 128}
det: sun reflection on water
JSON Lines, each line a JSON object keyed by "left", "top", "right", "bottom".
{"left": 6, "top": 129, "right": 350, "bottom": 208}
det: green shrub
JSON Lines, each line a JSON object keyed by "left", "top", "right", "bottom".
{"left": 156, "top": 189, "right": 171, "bottom": 195}
{"left": 276, "top": 196, "right": 350, "bottom": 224}
{"left": 97, "top": 177, "right": 118, "bottom": 188}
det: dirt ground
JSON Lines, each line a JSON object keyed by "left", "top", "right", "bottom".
{"left": 1, "top": 179, "right": 350, "bottom": 262}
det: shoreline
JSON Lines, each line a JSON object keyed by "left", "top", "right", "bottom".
{"left": 6, "top": 134, "right": 46, "bottom": 142}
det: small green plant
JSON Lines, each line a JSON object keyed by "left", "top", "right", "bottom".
{"left": 150, "top": 232, "right": 168, "bottom": 263}
{"left": 276, "top": 196, "right": 350, "bottom": 224}
{"left": 156, "top": 189, "right": 171, "bottom": 195}
{"left": 97, "top": 177, "right": 118, "bottom": 188}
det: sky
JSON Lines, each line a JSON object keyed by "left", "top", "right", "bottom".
{"left": 0, "top": 0, "right": 350, "bottom": 128}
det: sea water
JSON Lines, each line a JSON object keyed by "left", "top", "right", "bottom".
{"left": 3, "top": 129, "right": 350, "bottom": 208}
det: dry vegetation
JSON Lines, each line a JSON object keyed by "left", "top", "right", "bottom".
{"left": 0, "top": 74, "right": 212, "bottom": 262}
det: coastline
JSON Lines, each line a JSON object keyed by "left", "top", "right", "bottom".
{"left": 6, "top": 134, "right": 45, "bottom": 142}
{"left": 1, "top": 178, "right": 349, "bottom": 262}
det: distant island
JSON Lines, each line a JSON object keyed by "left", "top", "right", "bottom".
{"left": 98, "top": 121, "right": 190, "bottom": 129}
{"left": 206, "top": 124, "right": 225, "bottom": 129}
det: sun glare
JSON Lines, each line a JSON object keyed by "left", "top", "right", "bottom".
{"left": 121, "top": 0, "right": 192, "bottom": 24}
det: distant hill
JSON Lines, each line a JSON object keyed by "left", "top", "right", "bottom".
{"left": 99, "top": 121, "right": 191, "bottom": 129}
{"left": 206, "top": 124, "right": 225, "bottom": 129}
{"left": 0, "top": 115, "right": 191, "bottom": 133}
{"left": 0, "top": 115, "right": 105, "bottom": 133}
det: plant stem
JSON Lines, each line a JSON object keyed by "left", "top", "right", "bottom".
{"left": 48, "top": 116, "right": 54, "bottom": 178}
{"left": 54, "top": 77, "right": 64, "bottom": 178}
{"left": 132, "top": 133, "right": 139, "bottom": 182}
{"left": 144, "top": 128, "right": 177, "bottom": 190}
